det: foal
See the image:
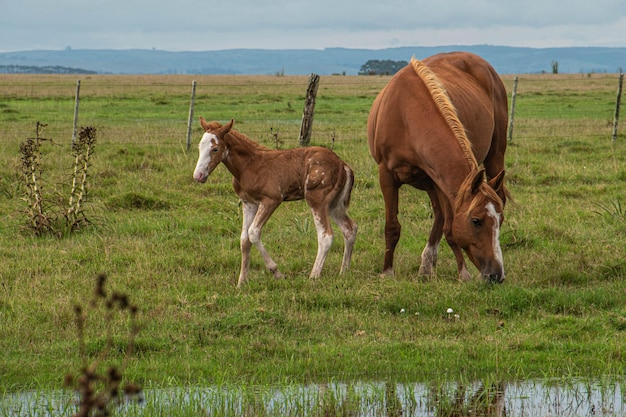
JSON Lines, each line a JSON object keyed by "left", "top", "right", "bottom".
{"left": 193, "top": 117, "right": 357, "bottom": 287}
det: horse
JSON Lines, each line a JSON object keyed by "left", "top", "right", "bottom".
{"left": 193, "top": 117, "right": 357, "bottom": 287}
{"left": 367, "top": 51, "right": 510, "bottom": 283}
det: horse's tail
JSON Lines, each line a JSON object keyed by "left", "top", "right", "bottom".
{"left": 332, "top": 163, "right": 354, "bottom": 213}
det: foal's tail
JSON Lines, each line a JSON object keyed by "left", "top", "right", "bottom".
{"left": 333, "top": 164, "right": 354, "bottom": 212}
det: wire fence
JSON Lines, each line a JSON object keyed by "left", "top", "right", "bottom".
{"left": 0, "top": 73, "right": 623, "bottom": 151}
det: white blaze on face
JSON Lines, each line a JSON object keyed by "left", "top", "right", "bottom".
{"left": 485, "top": 202, "right": 504, "bottom": 269}
{"left": 193, "top": 132, "right": 219, "bottom": 182}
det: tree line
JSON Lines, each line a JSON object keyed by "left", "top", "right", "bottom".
{"left": 358, "top": 59, "right": 408, "bottom": 76}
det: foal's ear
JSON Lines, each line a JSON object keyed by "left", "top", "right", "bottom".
{"left": 470, "top": 168, "right": 486, "bottom": 194}
{"left": 199, "top": 117, "right": 224, "bottom": 131}
{"left": 220, "top": 119, "right": 234, "bottom": 136}
{"left": 199, "top": 116, "right": 210, "bottom": 131}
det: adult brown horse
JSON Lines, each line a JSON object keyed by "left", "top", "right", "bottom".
{"left": 367, "top": 52, "right": 509, "bottom": 283}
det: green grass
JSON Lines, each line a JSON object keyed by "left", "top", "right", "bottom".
{"left": 0, "top": 73, "right": 625, "bottom": 399}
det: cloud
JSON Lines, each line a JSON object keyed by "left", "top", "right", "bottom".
{"left": 1, "top": 0, "right": 625, "bottom": 51}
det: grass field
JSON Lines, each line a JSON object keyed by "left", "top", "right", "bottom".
{"left": 0, "top": 72, "right": 625, "bottom": 404}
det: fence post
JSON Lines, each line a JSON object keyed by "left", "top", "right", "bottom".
{"left": 612, "top": 71, "right": 624, "bottom": 144}
{"left": 72, "top": 80, "right": 81, "bottom": 146}
{"left": 299, "top": 73, "right": 320, "bottom": 147}
{"left": 507, "top": 76, "right": 518, "bottom": 143}
{"left": 186, "top": 80, "right": 197, "bottom": 151}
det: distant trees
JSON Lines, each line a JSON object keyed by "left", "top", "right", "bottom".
{"left": 551, "top": 61, "right": 559, "bottom": 74}
{"left": 358, "top": 59, "right": 408, "bottom": 76}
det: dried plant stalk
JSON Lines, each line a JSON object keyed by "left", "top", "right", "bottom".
{"left": 67, "top": 126, "right": 96, "bottom": 231}
{"left": 19, "top": 122, "right": 52, "bottom": 235}
{"left": 66, "top": 273, "right": 142, "bottom": 417}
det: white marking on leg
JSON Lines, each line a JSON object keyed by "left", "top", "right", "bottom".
{"left": 338, "top": 220, "right": 356, "bottom": 274}
{"left": 310, "top": 212, "right": 333, "bottom": 278}
{"left": 419, "top": 240, "right": 440, "bottom": 276}
{"left": 458, "top": 264, "right": 473, "bottom": 282}
{"left": 248, "top": 223, "right": 282, "bottom": 278}
{"left": 237, "top": 202, "right": 257, "bottom": 287}
{"left": 486, "top": 202, "right": 504, "bottom": 277}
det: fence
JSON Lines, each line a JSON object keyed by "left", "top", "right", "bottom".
{"left": 0, "top": 73, "right": 623, "bottom": 151}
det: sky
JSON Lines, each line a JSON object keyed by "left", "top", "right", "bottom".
{"left": 1, "top": 0, "right": 626, "bottom": 52}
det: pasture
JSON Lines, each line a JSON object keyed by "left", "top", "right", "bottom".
{"left": 0, "top": 72, "right": 625, "bottom": 397}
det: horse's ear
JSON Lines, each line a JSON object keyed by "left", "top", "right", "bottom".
{"left": 488, "top": 170, "right": 510, "bottom": 206}
{"left": 220, "top": 119, "right": 234, "bottom": 136}
{"left": 471, "top": 168, "right": 486, "bottom": 194}
{"left": 199, "top": 116, "right": 211, "bottom": 131}
{"left": 488, "top": 170, "right": 505, "bottom": 194}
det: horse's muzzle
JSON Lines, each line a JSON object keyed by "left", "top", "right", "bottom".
{"left": 193, "top": 172, "right": 208, "bottom": 183}
{"left": 483, "top": 273, "right": 505, "bottom": 284}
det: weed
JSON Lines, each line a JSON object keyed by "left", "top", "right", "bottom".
{"left": 593, "top": 198, "right": 625, "bottom": 223}
{"left": 18, "top": 123, "right": 96, "bottom": 236}
{"left": 66, "top": 126, "right": 96, "bottom": 232}
{"left": 19, "top": 122, "right": 52, "bottom": 235}
{"left": 290, "top": 216, "right": 311, "bottom": 235}
{"left": 64, "top": 273, "right": 142, "bottom": 417}
{"left": 270, "top": 126, "right": 283, "bottom": 149}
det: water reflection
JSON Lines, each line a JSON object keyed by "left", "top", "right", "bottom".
{"left": 2, "top": 379, "right": 624, "bottom": 416}
{"left": 432, "top": 381, "right": 505, "bottom": 417}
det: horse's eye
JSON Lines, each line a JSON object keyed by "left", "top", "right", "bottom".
{"left": 211, "top": 148, "right": 219, "bottom": 153}
{"left": 471, "top": 218, "right": 482, "bottom": 227}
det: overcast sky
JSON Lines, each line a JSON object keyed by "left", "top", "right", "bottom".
{"left": 1, "top": 0, "right": 625, "bottom": 52}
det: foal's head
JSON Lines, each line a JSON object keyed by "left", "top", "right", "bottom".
{"left": 193, "top": 117, "right": 234, "bottom": 183}
{"left": 452, "top": 169, "right": 506, "bottom": 283}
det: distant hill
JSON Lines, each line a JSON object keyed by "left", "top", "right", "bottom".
{"left": 0, "top": 46, "right": 624, "bottom": 75}
{"left": 0, "top": 64, "right": 97, "bottom": 74}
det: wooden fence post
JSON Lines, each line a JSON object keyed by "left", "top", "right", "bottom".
{"left": 612, "top": 71, "right": 624, "bottom": 144}
{"left": 186, "top": 80, "right": 197, "bottom": 151}
{"left": 72, "top": 80, "right": 81, "bottom": 145}
{"left": 507, "top": 76, "right": 518, "bottom": 143}
{"left": 299, "top": 73, "right": 320, "bottom": 147}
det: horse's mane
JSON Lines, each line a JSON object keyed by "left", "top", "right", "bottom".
{"left": 227, "top": 128, "right": 269, "bottom": 151}
{"left": 410, "top": 57, "right": 478, "bottom": 170}
{"left": 455, "top": 171, "right": 503, "bottom": 213}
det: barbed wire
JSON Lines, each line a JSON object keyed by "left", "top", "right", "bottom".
{"left": 0, "top": 75, "right": 622, "bottom": 146}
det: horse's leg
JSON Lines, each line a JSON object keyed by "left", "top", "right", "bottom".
{"left": 309, "top": 206, "right": 334, "bottom": 279}
{"left": 450, "top": 243, "right": 473, "bottom": 282}
{"left": 418, "top": 189, "right": 442, "bottom": 277}
{"left": 248, "top": 200, "right": 285, "bottom": 280}
{"left": 379, "top": 165, "right": 400, "bottom": 275}
{"left": 438, "top": 190, "right": 472, "bottom": 282}
{"left": 329, "top": 168, "right": 357, "bottom": 275}
{"left": 329, "top": 208, "right": 357, "bottom": 275}
{"left": 237, "top": 201, "right": 258, "bottom": 287}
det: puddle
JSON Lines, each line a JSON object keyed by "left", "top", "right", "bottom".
{"left": 2, "top": 379, "right": 624, "bottom": 416}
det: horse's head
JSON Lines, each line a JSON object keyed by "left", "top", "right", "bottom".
{"left": 452, "top": 169, "right": 506, "bottom": 283}
{"left": 193, "top": 117, "right": 234, "bottom": 183}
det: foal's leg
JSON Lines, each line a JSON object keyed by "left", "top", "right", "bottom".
{"left": 237, "top": 201, "right": 258, "bottom": 288}
{"left": 418, "top": 189, "right": 443, "bottom": 277}
{"left": 248, "top": 200, "right": 285, "bottom": 280}
{"left": 309, "top": 207, "right": 334, "bottom": 279}
{"left": 329, "top": 201, "right": 357, "bottom": 275}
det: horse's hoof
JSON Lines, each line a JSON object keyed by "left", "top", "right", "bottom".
{"left": 379, "top": 269, "right": 394, "bottom": 278}
{"left": 458, "top": 270, "right": 473, "bottom": 282}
